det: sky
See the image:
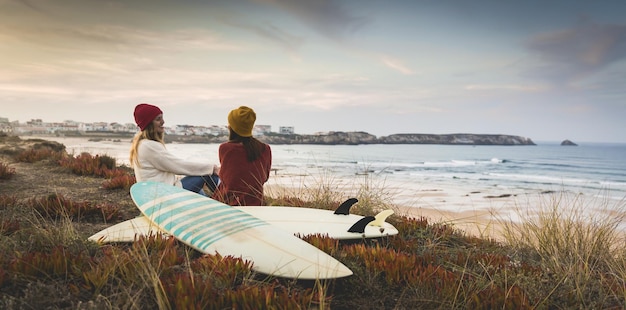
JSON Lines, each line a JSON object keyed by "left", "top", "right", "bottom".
{"left": 1, "top": 0, "right": 625, "bottom": 143}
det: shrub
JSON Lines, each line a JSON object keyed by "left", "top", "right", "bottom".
{"left": 0, "top": 162, "right": 16, "bottom": 180}
{"left": 14, "top": 148, "right": 64, "bottom": 163}
{"left": 27, "top": 194, "right": 121, "bottom": 222}
{"left": 0, "top": 194, "right": 18, "bottom": 209}
{"left": 102, "top": 174, "right": 136, "bottom": 191}
{"left": 58, "top": 153, "right": 135, "bottom": 191}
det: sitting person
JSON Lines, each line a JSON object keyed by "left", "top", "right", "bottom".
{"left": 129, "top": 103, "right": 219, "bottom": 195}
{"left": 212, "top": 106, "right": 272, "bottom": 206}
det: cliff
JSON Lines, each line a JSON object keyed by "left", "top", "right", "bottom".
{"left": 166, "top": 131, "right": 536, "bottom": 146}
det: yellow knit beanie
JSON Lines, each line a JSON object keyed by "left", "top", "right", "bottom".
{"left": 228, "top": 106, "right": 256, "bottom": 137}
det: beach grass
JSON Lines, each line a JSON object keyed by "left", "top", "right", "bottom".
{"left": 1, "top": 134, "right": 625, "bottom": 309}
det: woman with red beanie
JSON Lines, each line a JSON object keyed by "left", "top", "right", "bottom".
{"left": 129, "top": 103, "right": 220, "bottom": 195}
{"left": 212, "top": 106, "right": 272, "bottom": 206}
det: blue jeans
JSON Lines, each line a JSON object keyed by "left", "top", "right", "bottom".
{"left": 181, "top": 174, "right": 220, "bottom": 196}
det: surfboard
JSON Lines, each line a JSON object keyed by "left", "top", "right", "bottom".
{"left": 89, "top": 207, "right": 397, "bottom": 242}
{"left": 89, "top": 200, "right": 398, "bottom": 243}
{"left": 128, "top": 181, "right": 353, "bottom": 280}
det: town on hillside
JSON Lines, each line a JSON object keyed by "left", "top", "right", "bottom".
{"left": 0, "top": 117, "right": 296, "bottom": 137}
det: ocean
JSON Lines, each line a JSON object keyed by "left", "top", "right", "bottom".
{"left": 38, "top": 136, "right": 626, "bottom": 220}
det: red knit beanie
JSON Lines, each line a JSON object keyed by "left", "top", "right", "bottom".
{"left": 134, "top": 103, "right": 163, "bottom": 131}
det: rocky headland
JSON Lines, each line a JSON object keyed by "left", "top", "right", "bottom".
{"left": 168, "top": 131, "right": 536, "bottom": 146}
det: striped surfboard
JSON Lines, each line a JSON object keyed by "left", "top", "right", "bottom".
{"left": 130, "top": 181, "right": 353, "bottom": 279}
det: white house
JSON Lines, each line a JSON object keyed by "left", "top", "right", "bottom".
{"left": 279, "top": 126, "right": 295, "bottom": 135}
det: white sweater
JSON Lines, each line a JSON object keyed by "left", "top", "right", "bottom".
{"left": 133, "top": 139, "right": 216, "bottom": 187}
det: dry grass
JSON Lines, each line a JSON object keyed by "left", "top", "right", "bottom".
{"left": 498, "top": 192, "right": 626, "bottom": 308}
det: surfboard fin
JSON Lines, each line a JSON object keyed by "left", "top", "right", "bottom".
{"left": 348, "top": 216, "right": 375, "bottom": 233}
{"left": 334, "top": 198, "right": 358, "bottom": 215}
{"left": 369, "top": 210, "right": 394, "bottom": 227}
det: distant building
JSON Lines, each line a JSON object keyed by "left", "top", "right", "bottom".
{"left": 0, "top": 117, "right": 257, "bottom": 137}
{"left": 27, "top": 119, "right": 43, "bottom": 126}
{"left": 207, "top": 125, "right": 228, "bottom": 136}
{"left": 278, "top": 126, "right": 295, "bottom": 135}
{"left": 91, "top": 122, "right": 109, "bottom": 131}
{"left": 254, "top": 125, "right": 271, "bottom": 135}
{"left": 0, "top": 117, "right": 12, "bottom": 133}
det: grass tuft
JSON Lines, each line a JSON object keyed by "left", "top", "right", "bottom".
{"left": 0, "top": 162, "right": 16, "bottom": 179}
{"left": 499, "top": 192, "right": 626, "bottom": 308}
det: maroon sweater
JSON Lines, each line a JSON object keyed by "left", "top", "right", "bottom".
{"left": 212, "top": 141, "right": 272, "bottom": 206}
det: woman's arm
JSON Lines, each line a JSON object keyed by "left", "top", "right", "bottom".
{"left": 140, "top": 140, "right": 216, "bottom": 176}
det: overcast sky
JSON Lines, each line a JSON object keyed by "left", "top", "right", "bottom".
{"left": 1, "top": 0, "right": 625, "bottom": 143}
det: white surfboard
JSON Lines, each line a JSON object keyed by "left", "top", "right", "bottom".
{"left": 128, "top": 181, "right": 353, "bottom": 280}
{"left": 89, "top": 205, "right": 398, "bottom": 243}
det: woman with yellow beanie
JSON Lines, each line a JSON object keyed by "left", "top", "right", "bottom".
{"left": 129, "top": 103, "right": 220, "bottom": 195}
{"left": 212, "top": 106, "right": 272, "bottom": 206}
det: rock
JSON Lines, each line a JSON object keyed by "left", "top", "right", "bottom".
{"left": 561, "top": 140, "right": 577, "bottom": 146}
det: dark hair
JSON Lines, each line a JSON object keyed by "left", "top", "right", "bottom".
{"left": 229, "top": 128, "right": 266, "bottom": 162}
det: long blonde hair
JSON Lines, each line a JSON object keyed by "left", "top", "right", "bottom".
{"left": 129, "top": 123, "right": 165, "bottom": 168}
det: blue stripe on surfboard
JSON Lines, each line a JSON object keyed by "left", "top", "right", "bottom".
{"left": 162, "top": 207, "right": 232, "bottom": 232}
{"left": 140, "top": 197, "right": 206, "bottom": 217}
{"left": 187, "top": 213, "right": 265, "bottom": 243}
{"left": 134, "top": 183, "right": 269, "bottom": 250}
{"left": 136, "top": 191, "right": 197, "bottom": 209}
{"left": 153, "top": 201, "right": 235, "bottom": 230}
{"left": 152, "top": 200, "right": 217, "bottom": 224}
{"left": 195, "top": 221, "right": 268, "bottom": 250}
{"left": 141, "top": 193, "right": 218, "bottom": 217}
{"left": 140, "top": 194, "right": 231, "bottom": 222}
{"left": 179, "top": 214, "right": 269, "bottom": 241}
{"left": 181, "top": 219, "right": 268, "bottom": 250}
{"left": 144, "top": 194, "right": 267, "bottom": 235}
{"left": 170, "top": 209, "right": 260, "bottom": 237}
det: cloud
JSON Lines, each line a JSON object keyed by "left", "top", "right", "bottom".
{"left": 2, "top": 21, "right": 236, "bottom": 52}
{"left": 0, "top": 83, "right": 74, "bottom": 95}
{"left": 221, "top": 19, "right": 305, "bottom": 55}
{"left": 11, "top": 0, "right": 45, "bottom": 13}
{"left": 524, "top": 19, "right": 626, "bottom": 86}
{"left": 465, "top": 84, "right": 547, "bottom": 92}
{"left": 380, "top": 55, "right": 414, "bottom": 75}
{"left": 255, "top": 0, "right": 370, "bottom": 42}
